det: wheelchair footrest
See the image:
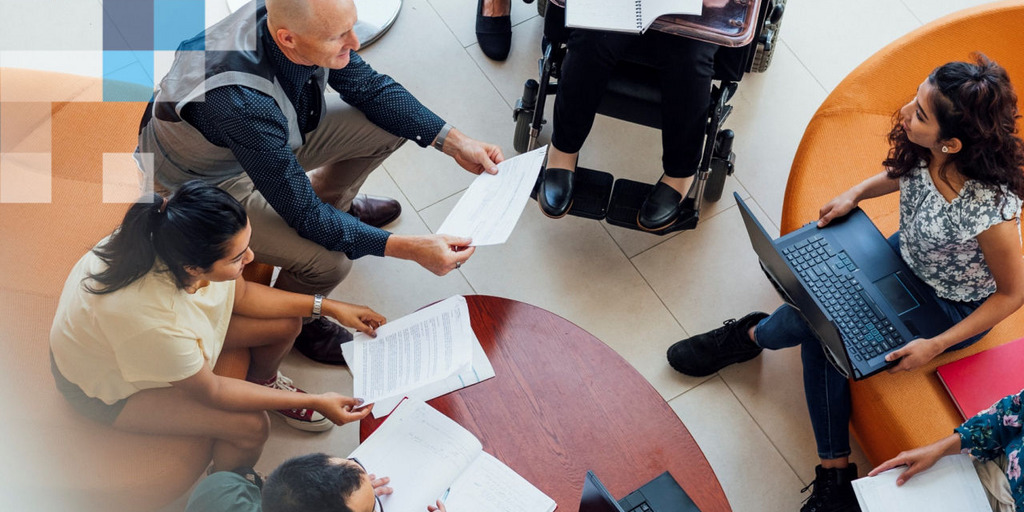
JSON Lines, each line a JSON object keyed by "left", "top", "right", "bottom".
{"left": 531, "top": 166, "right": 613, "bottom": 220}
{"left": 605, "top": 179, "right": 699, "bottom": 234}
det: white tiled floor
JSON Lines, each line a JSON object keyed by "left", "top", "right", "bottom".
{"left": 141, "top": 1, "right": 992, "bottom": 510}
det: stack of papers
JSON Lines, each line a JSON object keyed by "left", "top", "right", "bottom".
{"left": 342, "top": 296, "right": 495, "bottom": 417}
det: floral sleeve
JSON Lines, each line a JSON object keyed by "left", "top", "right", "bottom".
{"left": 956, "top": 391, "right": 1024, "bottom": 462}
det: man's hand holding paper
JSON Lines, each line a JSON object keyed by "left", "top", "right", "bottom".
{"left": 437, "top": 146, "right": 548, "bottom": 246}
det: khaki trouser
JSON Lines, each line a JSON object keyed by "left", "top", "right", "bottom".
{"left": 217, "top": 96, "right": 405, "bottom": 296}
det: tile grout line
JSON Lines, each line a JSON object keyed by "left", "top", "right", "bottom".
{"left": 619, "top": 230, "right": 692, "bottom": 342}
{"left": 719, "top": 372, "right": 812, "bottom": 487}
{"left": 777, "top": 37, "right": 830, "bottom": 98}
{"left": 380, "top": 165, "right": 480, "bottom": 295}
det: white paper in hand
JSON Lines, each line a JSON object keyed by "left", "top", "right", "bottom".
{"left": 348, "top": 296, "right": 474, "bottom": 406}
{"left": 852, "top": 454, "right": 990, "bottom": 512}
{"left": 437, "top": 146, "right": 547, "bottom": 246}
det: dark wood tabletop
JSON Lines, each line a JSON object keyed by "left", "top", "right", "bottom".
{"left": 360, "top": 295, "right": 731, "bottom": 512}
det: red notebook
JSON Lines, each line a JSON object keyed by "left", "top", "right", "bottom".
{"left": 937, "top": 337, "right": 1024, "bottom": 420}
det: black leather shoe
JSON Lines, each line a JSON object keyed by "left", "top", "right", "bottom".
{"left": 293, "top": 318, "right": 353, "bottom": 366}
{"left": 349, "top": 194, "right": 401, "bottom": 228}
{"left": 638, "top": 182, "right": 684, "bottom": 231}
{"left": 538, "top": 167, "right": 574, "bottom": 218}
{"left": 476, "top": 0, "right": 511, "bottom": 61}
{"left": 667, "top": 312, "right": 768, "bottom": 377}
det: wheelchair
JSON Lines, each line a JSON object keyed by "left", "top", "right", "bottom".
{"left": 513, "top": 0, "right": 786, "bottom": 234}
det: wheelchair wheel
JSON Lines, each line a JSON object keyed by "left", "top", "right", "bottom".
{"left": 751, "top": 0, "right": 786, "bottom": 73}
{"left": 513, "top": 113, "right": 532, "bottom": 153}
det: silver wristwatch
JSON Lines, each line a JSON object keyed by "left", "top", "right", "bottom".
{"left": 311, "top": 294, "right": 324, "bottom": 321}
{"left": 432, "top": 123, "right": 453, "bottom": 152}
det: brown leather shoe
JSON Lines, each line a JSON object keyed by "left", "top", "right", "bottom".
{"left": 349, "top": 194, "right": 401, "bottom": 228}
{"left": 293, "top": 318, "right": 353, "bottom": 365}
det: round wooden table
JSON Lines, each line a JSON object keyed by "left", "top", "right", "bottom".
{"left": 361, "top": 295, "right": 731, "bottom": 511}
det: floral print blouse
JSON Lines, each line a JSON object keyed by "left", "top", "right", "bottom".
{"left": 957, "top": 390, "right": 1024, "bottom": 510}
{"left": 899, "top": 166, "right": 1022, "bottom": 302}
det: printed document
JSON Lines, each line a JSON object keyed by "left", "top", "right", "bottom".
{"left": 348, "top": 296, "right": 474, "bottom": 406}
{"left": 349, "top": 399, "right": 556, "bottom": 512}
{"left": 437, "top": 146, "right": 547, "bottom": 246}
{"left": 852, "top": 454, "right": 990, "bottom": 512}
{"left": 343, "top": 325, "right": 496, "bottom": 419}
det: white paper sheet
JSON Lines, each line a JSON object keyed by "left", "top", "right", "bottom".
{"left": 349, "top": 400, "right": 555, "bottom": 512}
{"left": 852, "top": 454, "right": 991, "bottom": 512}
{"left": 349, "top": 399, "right": 482, "bottom": 512}
{"left": 567, "top": 0, "right": 702, "bottom": 33}
{"left": 343, "top": 326, "right": 497, "bottom": 419}
{"left": 445, "top": 453, "right": 556, "bottom": 512}
{"left": 349, "top": 296, "right": 474, "bottom": 406}
{"left": 437, "top": 146, "right": 547, "bottom": 246}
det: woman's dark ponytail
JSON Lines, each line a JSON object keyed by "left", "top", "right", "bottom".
{"left": 84, "top": 181, "right": 248, "bottom": 294}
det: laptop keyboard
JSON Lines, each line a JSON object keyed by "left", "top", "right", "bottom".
{"left": 782, "top": 235, "right": 903, "bottom": 361}
{"left": 626, "top": 502, "right": 652, "bottom": 512}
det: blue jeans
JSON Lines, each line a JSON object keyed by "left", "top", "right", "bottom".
{"left": 752, "top": 233, "right": 986, "bottom": 459}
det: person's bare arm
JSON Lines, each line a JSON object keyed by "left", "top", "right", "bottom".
{"left": 817, "top": 171, "right": 900, "bottom": 227}
{"left": 868, "top": 434, "right": 960, "bottom": 485}
{"left": 171, "top": 364, "right": 371, "bottom": 425}
{"left": 384, "top": 234, "right": 476, "bottom": 276}
{"left": 232, "top": 278, "right": 385, "bottom": 335}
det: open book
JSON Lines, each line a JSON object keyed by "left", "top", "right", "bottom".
{"left": 851, "top": 454, "right": 990, "bottom": 512}
{"left": 350, "top": 399, "right": 557, "bottom": 512}
{"left": 566, "top": 0, "right": 702, "bottom": 34}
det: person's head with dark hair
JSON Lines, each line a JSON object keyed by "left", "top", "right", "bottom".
{"left": 885, "top": 53, "right": 1024, "bottom": 199}
{"left": 85, "top": 180, "right": 252, "bottom": 294}
{"left": 262, "top": 453, "right": 378, "bottom": 512}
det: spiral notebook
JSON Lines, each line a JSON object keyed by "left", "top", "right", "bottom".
{"left": 566, "top": 0, "right": 703, "bottom": 34}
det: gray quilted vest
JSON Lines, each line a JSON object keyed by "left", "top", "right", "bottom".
{"left": 137, "top": 0, "right": 327, "bottom": 190}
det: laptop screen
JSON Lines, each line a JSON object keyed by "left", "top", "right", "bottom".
{"left": 580, "top": 472, "right": 625, "bottom": 512}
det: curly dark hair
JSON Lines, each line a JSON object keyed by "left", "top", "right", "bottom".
{"left": 884, "top": 54, "right": 1024, "bottom": 199}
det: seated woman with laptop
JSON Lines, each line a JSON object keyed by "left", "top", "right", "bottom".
{"left": 49, "top": 181, "right": 386, "bottom": 473}
{"left": 666, "top": 54, "right": 1024, "bottom": 512}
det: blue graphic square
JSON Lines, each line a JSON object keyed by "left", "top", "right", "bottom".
{"left": 103, "top": 0, "right": 155, "bottom": 51}
{"left": 154, "top": 0, "right": 205, "bottom": 51}
{"left": 103, "top": 50, "right": 155, "bottom": 102}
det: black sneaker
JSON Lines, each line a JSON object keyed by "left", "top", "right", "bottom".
{"left": 666, "top": 312, "right": 768, "bottom": 377}
{"left": 293, "top": 318, "right": 353, "bottom": 366}
{"left": 800, "top": 464, "right": 861, "bottom": 512}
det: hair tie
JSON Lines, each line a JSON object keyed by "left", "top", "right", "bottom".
{"left": 158, "top": 197, "right": 169, "bottom": 214}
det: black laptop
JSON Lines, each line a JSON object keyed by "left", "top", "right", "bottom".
{"left": 734, "top": 193, "right": 954, "bottom": 380}
{"left": 580, "top": 471, "right": 700, "bottom": 512}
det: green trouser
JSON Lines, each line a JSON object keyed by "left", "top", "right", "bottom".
{"left": 185, "top": 472, "right": 261, "bottom": 512}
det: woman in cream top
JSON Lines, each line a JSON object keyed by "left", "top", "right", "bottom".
{"left": 51, "top": 181, "right": 386, "bottom": 473}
